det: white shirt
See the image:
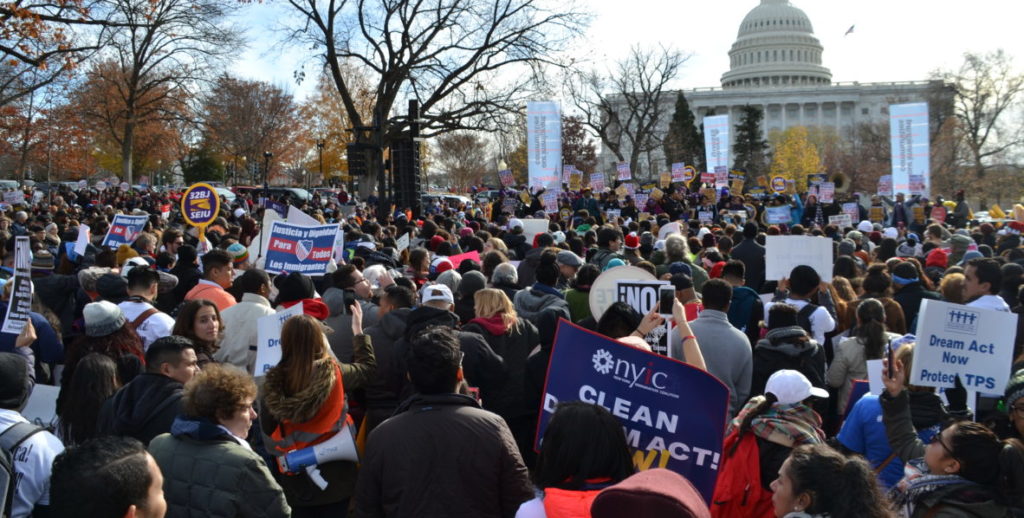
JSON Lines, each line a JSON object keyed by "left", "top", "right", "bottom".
{"left": 764, "top": 297, "right": 837, "bottom": 346}
{"left": 0, "top": 409, "right": 64, "bottom": 518}
{"left": 967, "top": 294, "right": 1011, "bottom": 312}
{"left": 118, "top": 299, "right": 176, "bottom": 351}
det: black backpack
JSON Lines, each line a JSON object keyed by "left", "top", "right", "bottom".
{"left": 796, "top": 302, "right": 819, "bottom": 338}
{"left": 0, "top": 422, "right": 44, "bottom": 518}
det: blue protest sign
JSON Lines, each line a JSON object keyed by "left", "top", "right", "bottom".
{"left": 265, "top": 221, "right": 340, "bottom": 275}
{"left": 261, "top": 197, "right": 288, "bottom": 218}
{"left": 537, "top": 319, "right": 729, "bottom": 502}
{"left": 101, "top": 214, "right": 149, "bottom": 248}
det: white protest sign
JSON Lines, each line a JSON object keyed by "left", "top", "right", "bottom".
{"left": 21, "top": 384, "right": 59, "bottom": 428}
{"left": 2, "top": 237, "right": 32, "bottom": 335}
{"left": 910, "top": 299, "right": 1017, "bottom": 391}
{"left": 287, "top": 205, "right": 319, "bottom": 226}
{"left": 765, "top": 206, "right": 791, "bottom": 224}
{"left": 254, "top": 303, "right": 306, "bottom": 376}
{"left": 74, "top": 224, "right": 91, "bottom": 257}
{"left": 519, "top": 218, "right": 549, "bottom": 244}
{"left": 698, "top": 211, "right": 713, "bottom": 223}
{"left": 818, "top": 182, "right": 835, "bottom": 203}
{"left": 3, "top": 191, "right": 22, "bottom": 205}
{"left": 247, "top": 209, "right": 283, "bottom": 269}
{"left": 657, "top": 222, "right": 681, "bottom": 240}
{"left": 765, "top": 235, "right": 834, "bottom": 282}
{"left": 614, "top": 280, "right": 672, "bottom": 355}
{"left": 828, "top": 214, "right": 852, "bottom": 229}
{"left": 867, "top": 359, "right": 885, "bottom": 395}
{"left": 396, "top": 233, "right": 410, "bottom": 252}
{"left": 588, "top": 266, "right": 655, "bottom": 321}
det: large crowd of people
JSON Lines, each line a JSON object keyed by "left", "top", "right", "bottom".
{"left": 0, "top": 180, "right": 1023, "bottom": 518}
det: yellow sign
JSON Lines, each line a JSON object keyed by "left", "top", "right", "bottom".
{"left": 615, "top": 185, "right": 629, "bottom": 197}
{"left": 870, "top": 207, "right": 885, "bottom": 223}
{"left": 659, "top": 172, "right": 671, "bottom": 188}
{"left": 569, "top": 173, "right": 582, "bottom": 191}
{"left": 730, "top": 179, "right": 744, "bottom": 193}
{"left": 913, "top": 206, "right": 925, "bottom": 224}
{"left": 639, "top": 212, "right": 652, "bottom": 221}
{"left": 650, "top": 188, "right": 664, "bottom": 201}
{"left": 519, "top": 190, "right": 531, "bottom": 205}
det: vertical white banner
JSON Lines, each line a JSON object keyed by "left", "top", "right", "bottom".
{"left": 526, "top": 101, "right": 562, "bottom": 191}
{"left": 703, "top": 115, "right": 730, "bottom": 174}
{"left": 889, "top": 102, "right": 930, "bottom": 198}
{"left": 2, "top": 237, "right": 32, "bottom": 335}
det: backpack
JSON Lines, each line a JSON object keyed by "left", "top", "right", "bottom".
{"left": 710, "top": 430, "right": 775, "bottom": 518}
{"left": 796, "top": 302, "right": 819, "bottom": 338}
{"left": 0, "top": 422, "right": 44, "bottom": 518}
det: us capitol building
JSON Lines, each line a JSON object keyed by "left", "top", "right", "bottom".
{"left": 603, "top": 0, "right": 948, "bottom": 173}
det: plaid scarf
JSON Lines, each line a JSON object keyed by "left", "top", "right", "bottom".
{"left": 889, "top": 458, "right": 975, "bottom": 517}
{"left": 729, "top": 396, "right": 826, "bottom": 448}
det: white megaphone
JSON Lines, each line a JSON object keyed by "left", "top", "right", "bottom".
{"left": 277, "top": 424, "right": 359, "bottom": 476}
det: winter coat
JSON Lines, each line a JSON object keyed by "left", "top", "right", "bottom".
{"left": 513, "top": 285, "right": 570, "bottom": 322}
{"left": 353, "top": 393, "right": 534, "bottom": 518}
{"left": 160, "top": 263, "right": 200, "bottom": 313}
{"left": 588, "top": 247, "right": 623, "bottom": 271}
{"left": 893, "top": 282, "right": 940, "bottom": 330}
{"left": 881, "top": 390, "right": 1012, "bottom": 518}
{"left": 149, "top": 416, "right": 291, "bottom": 518}
{"left": 826, "top": 332, "right": 901, "bottom": 409}
{"left": 751, "top": 326, "right": 827, "bottom": 399}
{"left": 259, "top": 357, "right": 355, "bottom": 507}
{"left": 97, "top": 373, "right": 183, "bottom": 445}
{"left": 32, "top": 272, "right": 79, "bottom": 338}
{"left": 516, "top": 247, "right": 545, "bottom": 289}
{"left": 503, "top": 232, "right": 530, "bottom": 261}
{"left": 217, "top": 293, "right": 276, "bottom": 374}
{"left": 322, "top": 287, "right": 380, "bottom": 362}
{"left": 730, "top": 238, "right": 766, "bottom": 293}
{"left": 728, "top": 285, "right": 764, "bottom": 346}
{"left": 462, "top": 316, "right": 540, "bottom": 420}
{"left": 564, "top": 288, "right": 591, "bottom": 323}
{"left": 395, "top": 306, "right": 505, "bottom": 392}
{"left": 361, "top": 307, "right": 412, "bottom": 434}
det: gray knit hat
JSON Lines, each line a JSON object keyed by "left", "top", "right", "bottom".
{"left": 83, "top": 300, "right": 127, "bottom": 337}
{"left": 1006, "top": 369, "right": 1024, "bottom": 410}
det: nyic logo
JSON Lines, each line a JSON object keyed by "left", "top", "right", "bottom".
{"left": 944, "top": 308, "right": 979, "bottom": 335}
{"left": 591, "top": 349, "right": 668, "bottom": 390}
{"left": 592, "top": 349, "right": 614, "bottom": 374}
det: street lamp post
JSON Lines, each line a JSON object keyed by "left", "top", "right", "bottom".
{"left": 262, "top": 152, "right": 272, "bottom": 203}
{"left": 316, "top": 140, "right": 324, "bottom": 189}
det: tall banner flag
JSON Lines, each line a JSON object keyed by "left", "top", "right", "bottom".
{"left": 1, "top": 237, "right": 32, "bottom": 335}
{"left": 889, "top": 102, "right": 930, "bottom": 198}
{"left": 703, "top": 115, "right": 730, "bottom": 175}
{"left": 538, "top": 320, "right": 729, "bottom": 502}
{"left": 101, "top": 214, "right": 149, "bottom": 248}
{"left": 265, "top": 221, "right": 341, "bottom": 275}
{"left": 527, "top": 101, "right": 562, "bottom": 190}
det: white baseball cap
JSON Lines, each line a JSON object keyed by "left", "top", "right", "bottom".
{"left": 508, "top": 218, "right": 524, "bottom": 230}
{"left": 765, "top": 370, "right": 828, "bottom": 405}
{"left": 421, "top": 284, "right": 454, "bottom": 305}
{"left": 857, "top": 220, "right": 873, "bottom": 233}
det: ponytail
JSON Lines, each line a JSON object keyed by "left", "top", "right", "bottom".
{"left": 729, "top": 393, "right": 777, "bottom": 456}
{"left": 855, "top": 298, "right": 887, "bottom": 360}
{"left": 997, "top": 438, "right": 1024, "bottom": 508}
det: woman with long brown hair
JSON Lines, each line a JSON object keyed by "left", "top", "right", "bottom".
{"left": 172, "top": 299, "right": 223, "bottom": 366}
{"left": 259, "top": 304, "right": 375, "bottom": 517}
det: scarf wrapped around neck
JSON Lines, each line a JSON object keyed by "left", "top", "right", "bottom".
{"left": 729, "top": 396, "right": 826, "bottom": 448}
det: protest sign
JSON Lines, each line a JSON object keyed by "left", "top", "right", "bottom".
{"left": 518, "top": 190, "right": 531, "bottom": 205}
{"left": 818, "top": 182, "right": 835, "bottom": 203}
{"left": 120, "top": 181, "right": 130, "bottom": 192}
{"left": 634, "top": 193, "right": 649, "bottom": 209}
{"left": 1, "top": 237, "right": 32, "bottom": 335}
{"left": 730, "top": 179, "right": 744, "bottom": 193}
{"left": 714, "top": 170, "right": 728, "bottom": 189}
{"left": 698, "top": 211, "right": 714, "bottom": 223}
{"left": 765, "top": 206, "right": 791, "bottom": 224}
{"left": 807, "top": 173, "right": 826, "bottom": 187}
{"left": 498, "top": 169, "right": 515, "bottom": 187}
{"left": 614, "top": 184, "right": 629, "bottom": 197}
{"left": 842, "top": 202, "right": 860, "bottom": 224}
{"left": 617, "top": 162, "right": 631, "bottom": 181}
{"left": 569, "top": 173, "right": 582, "bottom": 191}
{"left": 878, "top": 175, "right": 893, "bottom": 197}
{"left": 589, "top": 173, "right": 605, "bottom": 192}
{"left": 447, "top": 250, "right": 481, "bottom": 266}
{"left": 770, "top": 176, "right": 787, "bottom": 193}
{"left": 538, "top": 320, "right": 729, "bottom": 502}
{"left": 650, "top": 188, "right": 664, "bottom": 201}
{"left": 867, "top": 359, "right": 885, "bottom": 396}
{"left": 254, "top": 303, "right": 306, "bottom": 376}
{"left": 260, "top": 198, "right": 287, "bottom": 218}
{"left": 287, "top": 205, "right": 319, "bottom": 226}
{"left": 181, "top": 183, "right": 221, "bottom": 241}
{"left": 396, "top": 233, "right": 410, "bottom": 252}
{"left": 265, "top": 221, "right": 341, "bottom": 275}
{"left": 21, "top": 384, "right": 59, "bottom": 428}
{"left": 869, "top": 206, "right": 885, "bottom": 223}
{"left": 909, "top": 175, "right": 926, "bottom": 196}
{"left": 3, "top": 191, "right": 22, "bottom": 205}
{"left": 624, "top": 183, "right": 636, "bottom": 197}
{"left": 765, "top": 235, "right": 833, "bottom": 282}
{"left": 683, "top": 166, "right": 696, "bottom": 182}
{"left": 657, "top": 222, "right": 680, "bottom": 240}
{"left": 913, "top": 206, "right": 925, "bottom": 224}
{"left": 77, "top": 179, "right": 88, "bottom": 190}
{"left": 543, "top": 192, "right": 558, "bottom": 212}
{"left": 605, "top": 209, "right": 621, "bottom": 221}
{"left": 910, "top": 299, "right": 1017, "bottom": 391}
{"left": 659, "top": 172, "right": 671, "bottom": 188}
{"left": 703, "top": 115, "right": 729, "bottom": 175}
{"left": 527, "top": 101, "right": 561, "bottom": 190}
{"left": 562, "top": 165, "right": 573, "bottom": 184}
{"left": 700, "top": 172, "right": 715, "bottom": 184}
{"left": 589, "top": 266, "right": 655, "bottom": 321}
{"left": 828, "top": 214, "right": 852, "bottom": 228}
{"left": 615, "top": 280, "right": 672, "bottom": 355}
{"left": 74, "top": 224, "right": 91, "bottom": 257}
{"left": 671, "top": 163, "right": 686, "bottom": 183}
{"left": 95, "top": 181, "right": 107, "bottom": 190}
{"left": 930, "top": 206, "right": 947, "bottom": 223}
{"left": 101, "top": 214, "right": 149, "bottom": 248}
{"left": 890, "top": 102, "right": 930, "bottom": 198}
{"left": 519, "top": 218, "right": 549, "bottom": 244}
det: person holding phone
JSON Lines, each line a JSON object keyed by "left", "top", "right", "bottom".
{"left": 688, "top": 279, "right": 750, "bottom": 417}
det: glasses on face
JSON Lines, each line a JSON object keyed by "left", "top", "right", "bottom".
{"left": 1011, "top": 404, "right": 1024, "bottom": 416}
{"left": 930, "top": 433, "right": 958, "bottom": 461}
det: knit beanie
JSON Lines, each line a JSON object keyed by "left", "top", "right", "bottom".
{"left": 459, "top": 270, "right": 487, "bottom": 299}
{"left": 84, "top": 300, "right": 127, "bottom": 337}
{"left": 0, "top": 352, "right": 31, "bottom": 410}
{"left": 227, "top": 242, "right": 249, "bottom": 267}
{"left": 115, "top": 244, "right": 139, "bottom": 266}
{"left": 1005, "top": 370, "right": 1024, "bottom": 410}
{"left": 436, "top": 269, "right": 462, "bottom": 296}
{"left": 926, "top": 248, "right": 948, "bottom": 269}
{"left": 273, "top": 272, "right": 315, "bottom": 306}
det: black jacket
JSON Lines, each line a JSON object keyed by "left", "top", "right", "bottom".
{"left": 361, "top": 308, "right": 412, "bottom": 433}
{"left": 159, "top": 264, "right": 200, "bottom": 313}
{"left": 730, "top": 237, "right": 766, "bottom": 293}
{"left": 515, "top": 247, "right": 544, "bottom": 289}
{"left": 96, "top": 372, "right": 183, "bottom": 445}
{"left": 33, "top": 272, "right": 79, "bottom": 338}
{"left": 398, "top": 306, "right": 505, "bottom": 393}
{"left": 751, "top": 327, "right": 827, "bottom": 398}
{"left": 893, "top": 282, "right": 940, "bottom": 330}
{"left": 461, "top": 318, "right": 540, "bottom": 421}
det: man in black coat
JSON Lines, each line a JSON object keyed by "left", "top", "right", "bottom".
{"left": 96, "top": 336, "right": 199, "bottom": 445}
{"left": 730, "top": 222, "right": 766, "bottom": 293}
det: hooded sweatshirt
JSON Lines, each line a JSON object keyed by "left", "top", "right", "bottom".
{"left": 398, "top": 306, "right": 505, "bottom": 392}
{"left": 751, "top": 326, "right": 827, "bottom": 398}
{"left": 96, "top": 372, "right": 183, "bottom": 445}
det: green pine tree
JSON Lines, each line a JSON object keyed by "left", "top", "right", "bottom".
{"left": 663, "top": 92, "right": 705, "bottom": 172}
{"left": 182, "top": 146, "right": 226, "bottom": 185}
{"left": 733, "top": 105, "right": 768, "bottom": 179}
